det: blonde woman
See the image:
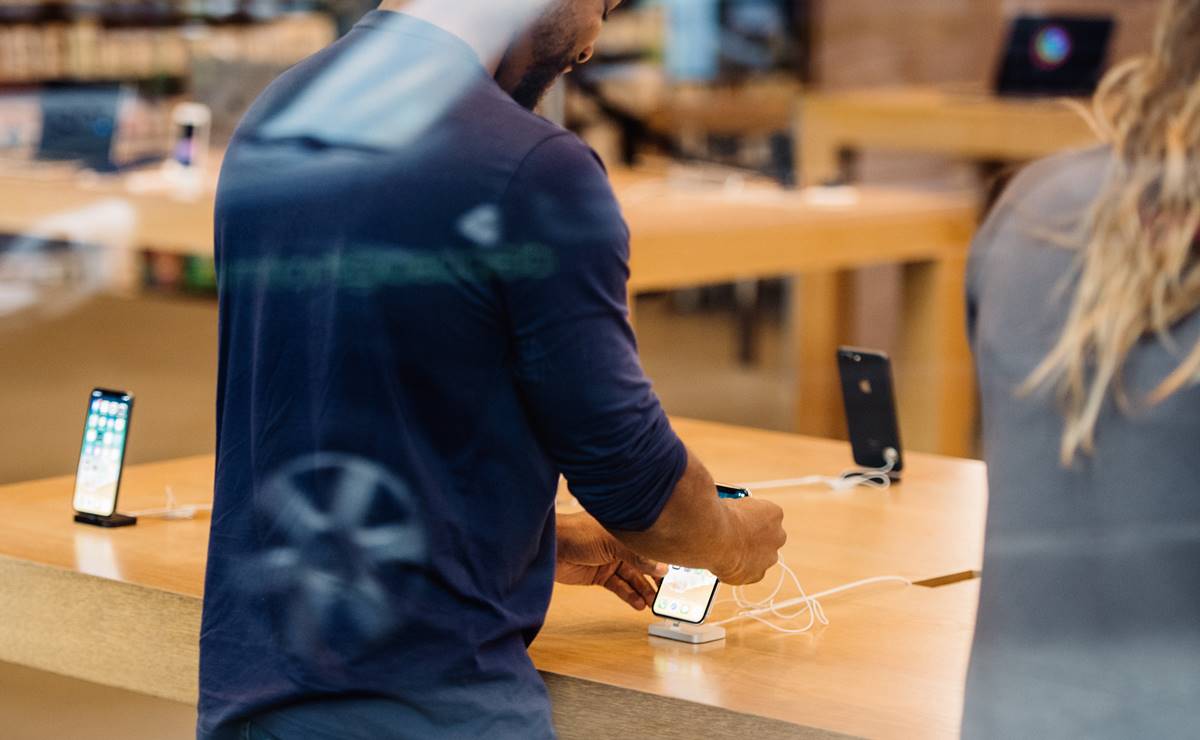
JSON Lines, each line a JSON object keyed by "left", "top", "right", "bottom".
{"left": 964, "top": 0, "right": 1200, "bottom": 735}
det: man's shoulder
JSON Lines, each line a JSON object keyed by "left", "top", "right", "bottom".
{"left": 501, "top": 129, "right": 624, "bottom": 244}
{"left": 509, "top": 128, "right": 608, "bottom": 187}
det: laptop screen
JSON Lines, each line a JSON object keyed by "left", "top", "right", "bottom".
{"left": 995, "top": 15, "right": 1115, "bottom": 97}
{"left": 36, "top": 83, "right": 124, "bottom": 171}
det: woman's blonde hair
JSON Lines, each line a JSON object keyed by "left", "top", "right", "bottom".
{"left": 1023, "top": 0, "right": 1200, "bottom": 464}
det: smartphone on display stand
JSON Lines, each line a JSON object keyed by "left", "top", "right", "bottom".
{"left": 837, "top": 347, "right": 904, "bottom": 477}
{"left": 170, "top": 102, "right": 210, "bottom": 172}
{"left": 162, "top": 102, "right": 211, "bottom": 195}
{"left": 73, "top": 388, "right": 137, "bottom": 527}
{"left": 651, "top": 485, "right": 750, "bottom": 625}
{"left": 652, "top": 565, "right": 719, "bottom": 625}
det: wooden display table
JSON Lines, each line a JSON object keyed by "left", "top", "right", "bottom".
{"left": 0, "top": 418, "right": 986, "bottom": 739}
{"left": 0, "top": 166, "right": 977, "bottom": 455}
{"left": 798, "top": 86, "right": 1101, "bottom": 187}
{"left": 645, "top": 78, "right": 802, "bottom": 137}
{"left": 617, "top": 174, "right": 978, "bottom": 456}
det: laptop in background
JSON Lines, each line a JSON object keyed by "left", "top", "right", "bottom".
{"left": 994, "top": 15, "right": 1115, "bottom": 98}
{"left": 36, "top": 83, "right": 124, "bottom": 171}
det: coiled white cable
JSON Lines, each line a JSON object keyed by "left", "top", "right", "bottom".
{"left": 125, "top": 485, "right": 213, "bottom": 520}
{"left": 738, "top": 448, "right": 899, "bottom": 493}
{"left": 711, "top": 555, "right": 911, "bottom": 634}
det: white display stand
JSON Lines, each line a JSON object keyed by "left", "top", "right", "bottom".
{"left": 648, "top": 620, "right": 727, "bottom": 644}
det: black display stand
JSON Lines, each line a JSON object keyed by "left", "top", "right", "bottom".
{"left": 74, "top": 512, "right": 138, "bottom": 528}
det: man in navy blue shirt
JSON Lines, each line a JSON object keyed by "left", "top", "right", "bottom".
{"left": 202, "top": 2, "right": 787, "bottom": 737}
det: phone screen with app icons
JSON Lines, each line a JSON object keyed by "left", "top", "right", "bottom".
{"left": 73, "top": 389, "right": 132, "bottom": 517}
{"left": 652, "top": 565, "right": 719, "bottom": 625}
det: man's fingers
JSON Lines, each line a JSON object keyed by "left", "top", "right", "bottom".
{"left": 566, "top": 518, "right": 667, "bottom": 579}
{"left": 632, "top": 554, "right": 668, "bottom": 579}
{"left": 616, "top": 560, "right": 659, "bottom": 606}
{"left": 603, "top": 571, "right": 646, "bottom": 610}
{"left": 603, "top": 538, "right": 667, "bottom": 579}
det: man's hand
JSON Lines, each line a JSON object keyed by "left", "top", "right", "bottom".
{"left": 556, "top": 512, "right": 667, "bottom": 611}
{"left": 709, "top": 497, "right": 787, "bottom": 585}
{"left": 610, "top": 452, "right": 787, "bottom": 587}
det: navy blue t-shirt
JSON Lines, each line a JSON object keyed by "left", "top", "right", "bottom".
{"left": 200, "top": 11, "right": 688, "bottom": 739}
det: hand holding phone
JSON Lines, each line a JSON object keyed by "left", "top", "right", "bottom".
{"left": 712, "top": 496, "right": 787, "bottom": 584}
{"left": 555, "top": 512, "right": 663, "bottom": 610}
{"left": 651, "top": 485, "right": 787, "bottom": 624}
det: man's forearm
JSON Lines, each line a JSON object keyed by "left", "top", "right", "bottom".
{"left": 609, "top": 450, "right": 739, "bottom": 574}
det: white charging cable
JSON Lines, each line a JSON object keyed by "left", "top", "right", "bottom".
{"left": 737, "top": 447, "right": 899, "bottom": 493}
{"left": 710, "top": 554, "right": 911, "bottom": 634}
{"left": 125, "top": 485, "right": 213, "bottom": 520}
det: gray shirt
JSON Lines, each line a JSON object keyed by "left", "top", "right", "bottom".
{"left": 964, "top": 146, "right": 1200, "bottom": 738}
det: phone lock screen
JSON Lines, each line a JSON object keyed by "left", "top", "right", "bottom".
{"left": 73, "top": 389, "right": 132, "bottom": 517}
{"left": 652, "top": 565, "right": 719, "bottom": 624}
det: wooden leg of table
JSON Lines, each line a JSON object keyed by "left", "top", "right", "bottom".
{"left": 799, "top": 143, "right": 845, "bottom": 189}
{"left": 734, "top": 279, "right": 760, "bottom": 367}
{"left": 836, "top": 147, "right": 862, "bottom": 184}
{"left": 796, "top": 110, "right": 845, "bottom": 188}
{"left": 112, "top": 246, "right": 141, "bottom": 296}
{"left": 796, "top": 101, "right": 854, "bottom": 187}
{"left": 791, "top": 271, "right": 854, "bottom": 439}
{"left": 897, "top": 258, "right": 976, "bottom": 457}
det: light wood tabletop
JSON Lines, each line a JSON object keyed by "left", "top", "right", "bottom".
{"left": 0, "top": 167, "right": 217, "bottom": 261}
{"left": 536, "top": 577, "right": 980, "bottom": 740}
{"left": 798, "top": 86, "right": 1102, "bottom": 186}
{"left": 0, "top": 417, "right": 986, "bottom": 739}
{"left": 644, "top": 77, "right": 802, "bottom": 137}
{"left": 0, "top": 166, "right": 973, "bottom": 270}
{"left": 617, "top": 173, "right": 976, "bottom": 290}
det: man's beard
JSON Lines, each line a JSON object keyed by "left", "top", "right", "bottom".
{"left": 510, "top": 61, "right": 566, "bottom": 111}
{"left": 508, "top": 24, "right": 576, "bottom": 111}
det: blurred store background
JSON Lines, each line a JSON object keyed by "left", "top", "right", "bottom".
{"left": 0, "top": 1, "right": 1151, "bottom": 476}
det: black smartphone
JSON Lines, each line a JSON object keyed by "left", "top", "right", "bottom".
{"left": 650, "top": 484, "right": 750, "bottom": 624}
{"left": 716, "top": 484, "right": 751, "bottom": 500}
{"left": 72, "top": 388, "right": 134, "bottom": 518}
{"left": 837, "top": 347, "right": 903, "bottom": 475}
